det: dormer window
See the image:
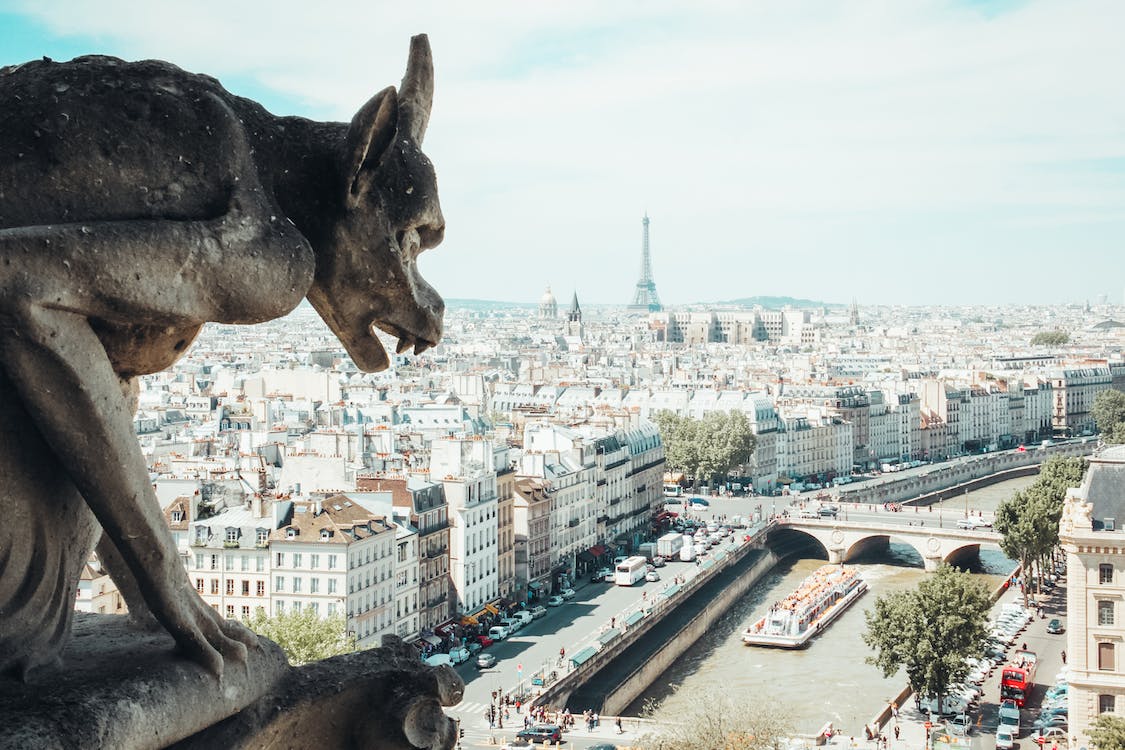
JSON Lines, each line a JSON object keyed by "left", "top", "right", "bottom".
{"left": 320, "top": 529, "right": 332, "bottom": 541}
{"left": 171, "top": 510, "right": 184, "bottom": 523}
{"left": 256, "top": 528, "right": 268, "bottom": 546}
{"left": 286, "top": 528, "right": 298, "bottom": 539}
{"left": 225, "top": 528, "right": 239, "bottom": 543}
{"left": 194, "top": 525, "right": 207, "bottom": 544}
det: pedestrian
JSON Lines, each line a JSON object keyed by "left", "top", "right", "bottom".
{"left": 616, "top": 716, "right": 623, "bottom": 734}
{"left": 593, "top": 711, "right": 599, "bottom": 728}
{"left": 1062, "top": 650, "right": 1067, "bottom": 664}
{"left": 893, "top": 725, "right": 900, "bottom": 741}
{"left": 891, "top": 701, "right": 898, "bottom": 721}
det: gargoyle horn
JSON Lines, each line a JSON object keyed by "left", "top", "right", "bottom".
{"left": 399, "top": 34, "right": 433, "bottom": 143}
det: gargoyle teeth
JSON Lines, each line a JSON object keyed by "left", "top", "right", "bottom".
{"left": 396, "top": 336, "right": 413, "bottom": 354}
{"left": 413, "top": 340, "right": 430, "bottom": 355}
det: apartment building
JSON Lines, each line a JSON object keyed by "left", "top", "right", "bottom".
{"left": 1060, "top": 446, "right": 1125, "bottom": 746}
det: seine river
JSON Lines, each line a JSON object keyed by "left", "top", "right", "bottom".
{"left": 624, "top": 475, "right": 1037, "bottom": 735}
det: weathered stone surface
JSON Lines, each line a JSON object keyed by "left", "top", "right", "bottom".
{"left": 171, "top": 637, "right": 464, "bottom": 750}
{"left": 0, "top": 613, "right": 289, "bottom": 750}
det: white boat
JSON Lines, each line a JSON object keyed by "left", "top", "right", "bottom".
{"left": 742, "top": 564, "right": 867, "bottom": 648}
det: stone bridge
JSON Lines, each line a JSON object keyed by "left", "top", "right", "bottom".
{"left": 774, "top": 518, "right": 1003, "bottom": 571}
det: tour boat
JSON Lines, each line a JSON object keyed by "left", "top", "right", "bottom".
{"left": 741, "top": 564, "right": 867, "bottom": 648}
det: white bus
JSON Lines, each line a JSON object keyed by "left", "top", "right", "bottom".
{"left": 615, "top": 556, "right": 648, "bottom": 586}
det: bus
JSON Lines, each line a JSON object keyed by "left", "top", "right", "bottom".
{"left": 662, "top": 482, "right": 683, "bottom": 498}
{"left": 614, "top": 556, "right": 648, "bottom": 586}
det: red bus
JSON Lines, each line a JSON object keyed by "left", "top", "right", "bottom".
{"left": 1000, "top": 649, "right": 1037, "bottom": 707}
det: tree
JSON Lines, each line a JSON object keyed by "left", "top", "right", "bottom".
{"left": 1090, "top": 713, "right": 1125, "bottom": 750}
{"left": 863, "top": 564, "right": 991, "bottom": 713}
{"left": 1093, "top": 389, "right": 1125, "bottom": 444}
{"left": 1030, "top": 330, "right": 1070, "bottom": 346}
{"left": 244, "top": 607, "right": 356, "bottom": 664}
{"left": 995, "top": 456, "right": 1087, "bottom": 603}
{"left": 635, "top": 685, "right": 791, "bottom": 750}
{"left": 653, "top": 410, "right": 756, "bottom": 489}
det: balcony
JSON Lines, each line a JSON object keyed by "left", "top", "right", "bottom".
{"left": 567, "top": 518, "right": 580, "bottom": 528}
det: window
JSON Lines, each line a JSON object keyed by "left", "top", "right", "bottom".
{"left": 328, "top": 555, "right": 337, "bottom": 570}
{"left": 275, "top": 577, "right": 284, "bottom": 592}
{"left": 276, "top": 552, "right": 284, "bottom": 567}
{"left": 293, "top": 578, "right": 302, "bottom": 593}
{"left": 1101, "top": 601, "right": 1116, "bottom": 626}
{"left": 275, "top": 600, "right": 285, "bottom": 615}
{"left": 327, "top": 603, "right": 336, "bottom": 616}
{"left": 210, "top": 554, "right": 219, "bottom": 571}
{"left": 1101, "top": 694, "right": 1116, "bottom": 714}
{"left": 293, "top": 553, "right": 303, "bottom": 568}
{"left": 225, "top": 555, "right": 233, "bottom": 571}
{"left": 309, "top": 602, "right": 319, "bottom": 615}
{"left": 226, "top": 528, "right": 238, "bottom": 543}
{"left": 241, "top": 580, "right": 250, "bottom": 596}
{"left": 328, "top": 579, "right": 337, "bottom": 594}
{"left": 1102, "top": 564, "right": 1114, "bottom": 584}
{"left": 241, "top": 605, "right": 250, "bottom": 619}
{"left": 240, "top": 555, "right": 249, "bottom": 572}
{"left": 310, "top": 578, "right": 319, "bottom": 594}
{"left": 210, "top": 579, "right": 219, "bottom": 595}
{"left": 225, "top": 580, "right": 234, "bottom": 595}
{"left": 226, "top": 605, "right": 235, "bottom": 619}
{"left": 256, "top": 556, "right": 265, "bottom": 573}
{"left": 194, "top": 553, "right": 204, "bottom": 570}
{"left": 310, "top": 554, "right": 320, "bottom": 569}
{"left": 196, "top": 578, "right": 204, "bottom": 593}
{"left": 1100, "top": 642, "right": 1116, "bottom": 671}
{"left": 256, "top": 581, "right": 265, "bottom": 597}
{"left": 256, "top": 529, "right": 268, "bottom": 546}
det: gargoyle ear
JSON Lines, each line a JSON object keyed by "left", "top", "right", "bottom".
{"left": 343, "top": 85, "right": 398, "bottom": 210}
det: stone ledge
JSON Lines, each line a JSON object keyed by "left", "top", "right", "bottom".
{"left": 0, "top": 612, "right": 288, "bottom": 750}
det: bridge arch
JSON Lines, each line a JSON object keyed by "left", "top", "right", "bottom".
{"left": 764, "top": 526, "right": 828, "bottom": 561}
{"left": 843, "top": 535, "right": 924, "bottom": 568}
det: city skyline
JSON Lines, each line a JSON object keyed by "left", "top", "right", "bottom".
{"left": 2, "top": 1, "right": 1123, "bottom": 307}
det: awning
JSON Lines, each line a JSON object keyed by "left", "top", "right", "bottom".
{"left": 576, "top": 550, "right": 595, "bottom": 563}
{"left": 528, "top": 581, "right": 544, "bottom": 590}
{"left": 460, "top": 616, "right": 478, "bottom": 626}
{"left": 597, "top": 628, "right": 622, "bottom": 646}
{"left": 570, "top": 646, "right": 599, "bottom": 666}
{"left": 588, "top": 545, "right": 606, "bottom": 557}
{"left": 420, "top": 634, "right": 442, "bottom": 646}
{"left": 662, "top": 584, "right": 682, "bottom": 598}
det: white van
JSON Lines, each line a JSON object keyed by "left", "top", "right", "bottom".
{"left": 513, "top": 610, "right": 533, "bottom": 626}
{"left": 500, "top": 617, "right": 522, "bottom": 633}
{"left": 488, "top": 625, "right": 510, "bottom": 641}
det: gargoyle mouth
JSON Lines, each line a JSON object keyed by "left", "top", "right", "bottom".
{"left": 375, "top": 320, "right": 438, "bottom": 356}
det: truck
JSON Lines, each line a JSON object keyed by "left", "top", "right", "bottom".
{"left": 1000, "top": 649, "right": 1037, "bottom": 707}
{"left": 657, "top": 532, "right": 684, "bottom": 560}
{"left": 679, "top": 535, "right": 697, "bottom": 562}
{"left": 638, "top": 542, "right": 658, "bottom": 560}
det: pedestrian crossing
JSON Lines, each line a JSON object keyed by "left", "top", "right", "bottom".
{"left": 449, "top": 700, "right": 489, "bottom": 717}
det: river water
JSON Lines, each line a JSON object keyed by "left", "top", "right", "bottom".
{"left": 624, "top": 475, "right": 1037, "bottom": 735}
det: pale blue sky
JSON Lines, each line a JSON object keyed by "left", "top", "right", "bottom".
{"left": 2, "top": 1, "right": 1123, "bottom": 307}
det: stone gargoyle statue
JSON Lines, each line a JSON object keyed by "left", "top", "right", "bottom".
{"left": 0, "top": 33, "right": 455, "bottom": 747}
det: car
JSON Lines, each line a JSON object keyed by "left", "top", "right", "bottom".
{"left": 1047, "top": 618, "right": 1065, "bottom": 634}
{"left": 500, "top": 617, "right": 523, "bottom": 633}
{"left": 949, "top": 714, "right": 972, "bottom": 736}
{"left": 588, "top": 745, "right": 621, "bottom": 750}
{"left": 513, "top": 610, "right": 534, "bottom": 626}
{"left": 593, "top": 567, "right": 613, "bottom": 582}
{"left": 652, "top": 556, "right": 666, "bottom": 567}
{"left": 488, "top": 625, "right": 510, "bottom": 641}
{"left": 475, "top": 634, "right": 494, "bottom": 648}
{"left": 559, "top": 588, "right": 576, "bottom": 600}
{"left": 529, "top": 605, "right": 547, "bottom": 619}
{"left": 956, "top": 517, "right": 991, "bottom": 530}
{"left": 476, "top": 652, "right": 497, "bottom": 669}
{"left": 995, "top": 728, "right": 1015, "bottom": 749}
{"left": 423, "top": 653, "right": 452, "bottom": 668}
{"left": 613, "top": 556, "right": 628, "bottom": 566}
{"left": 645, "top": 571, "right": 660, "bottom": 582}
{"left": 516, "top": 725, "right": 562, "bottom": 743}
{"left": 466, "top": 640, "right": 482, "bottom": 655}
{"left": 546, "top": 595, "right": 564, "bottom": 607}
{"left": 817, "top": 505, "right": 839, "bottom": 518}
{"left": 448, "top": 646, "right": 471, "bottom": 664}
{"left": 1036, "top": 726, "right": 1068, "bottom": 742}
{"left": 798, "top": 509, "right": 819, "bottom": 519}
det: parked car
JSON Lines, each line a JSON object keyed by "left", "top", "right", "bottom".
{"left": 476, "top": 653, "right": 498, "bottom": 669}
{"left": 651, "top": 556, "right": 666, "bottom": 568}
{"left": 546, "top": 595, "right": 564, "bottom": 607}
{"left": 488, "top": 625, "right": 510, "bottom": 641}
{"left": 513, "top": 610, "right": 533, "bottom": 626}
{"left": 949, "top": 714, "right": 972, "bottom": 736}
{"left": 529, "top": 605, "right": 548, "bottom": 619}
{"left": 645, "top": 571, "right": 660, "bottom": 582}
{"left": 559, "top": 588, "right": 576, "bottom": 600}
{"left": 516, "top": 725, "right": 562, "bottom": 743}
{"left": 798, "top": 509, "right": 818, "bottom": 519}
{"left": 995, "top": 728, "right": 1015, "bottom": 750}
{"left": 1035, "top": 726, "right": 1068, "bottom": 742}
{"left": 593, "top": 567, "right": 613, "bottom": 582}
{"left": 475, "top": 635, "right": 494, "bottom": 648}
{"left": 817, "top": 505, "right": 839, "bottom": 518}
{"left": 423, "top": 653, "right": 452, "bottom": 668}
{"left": 448, "top": 646, "right": 471, "bottom": 664}
{"left": 1046, "top": 618, "right": 1065, "bottom": 634}
{"left": 956, "top": 517, "right": 991, "bottom": 530}
{"left": 690, "top": 498, "right": 710, "bottom": 510}
{"left": 500, "top": 617, "right": 522, "bottom": 633}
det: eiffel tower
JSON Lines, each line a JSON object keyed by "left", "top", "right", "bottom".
{"left": 628, "top": 213, "right": 662, "bottom": 311}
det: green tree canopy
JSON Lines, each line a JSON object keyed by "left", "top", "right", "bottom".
{"left": 1030, "top": 330, "right": 1070, "bottom": 346}
{"left": 653, "top": 410, "right": 756, "bottom": 488}
{"left": 995, "top": 456, "right": 1086, "bottom": 603}
{"left": 244, "top": 607, "right": 356, "bottom": 665}
{"left": 1093, "top": 389, "right": 1125, "bottom": 444}
{"left": 1090, "top": 713, "right": 1125, "bottom": 750}
{"left": 863, "top": 564, "right": 991, "bottom": 709}
{"left": 636, "top": 685, "right": 791, "bottom": 750}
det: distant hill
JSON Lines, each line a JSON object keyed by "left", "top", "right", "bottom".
{"left": 719, "top": 295, "right": 840, "bottom": 309}
{"left": 446, "top": 298, "right": 537, "bottom": 310}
